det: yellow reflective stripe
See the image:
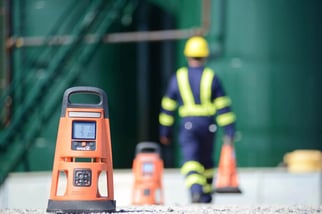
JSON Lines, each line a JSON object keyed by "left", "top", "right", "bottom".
{"left": 217, "top": 112, "right": 236, "bottom": 126}
{"left": 203, "top": 168, "right": 215, "bottom": 178}
{"left": 181, "top": 161, "right": 205, "bottom": 175}
{"left": 161, "top": 97, "right": 177, "bottom": 111}
{"left": 215, "top": 96, "right": 231, "bottom": 109}
{"left": 159, "top": 113, "right": 174, "bottom": 126}
{"left": 200, "top": 68, "right": 214, "bottom": 105}
{"left": 177, "top": 67, "right": 194, "bottom": 105}
{"left": 177, "top": 67, "right": 216, "bottom": 117}
{"left": 184, "top": 174, "right": 206, "bottom": 188}
{"left": 179, "top": 104, "right": 216, "bottom": 117}
{"left": 203, "top": 184, "right": 213, "bottom": 193}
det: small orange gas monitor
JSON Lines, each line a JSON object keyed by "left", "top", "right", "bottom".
{"left": 47, "top": 86, "right": 116, "bottom": 213}
{"left": 132, "top": 142, "right": 164, "bottom": 205}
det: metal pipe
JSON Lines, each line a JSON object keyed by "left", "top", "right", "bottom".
{"left": 214, "top": 0, "right": 227, "bottom": 58}
{"left": 103, "top": 28, "right": 204, "bottom": 43}
{"left": 3, "top": 0, "right": 13, "bottom": 127}
{"left": 136, "top": 0, "right": 149, "bottom": 141}
{"left": 6, "top": 0, "right": 211, "bottom": 48}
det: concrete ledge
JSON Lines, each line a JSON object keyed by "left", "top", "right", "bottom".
{"left": 0, "top": 168, "right": 321, "bottom": 209}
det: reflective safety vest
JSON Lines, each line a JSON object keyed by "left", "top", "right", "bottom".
{"left": 177, "top": 67, "right": 216, "bottom": 117}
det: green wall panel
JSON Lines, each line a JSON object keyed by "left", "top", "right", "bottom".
{"left": 10, "top": 0, "right": 172, "bottom": 171}
{"left": 6, "top": 0, "right": 322, "bottom": 172}
{"left": 208, "top": 0, "right": 322, "bottom": 166}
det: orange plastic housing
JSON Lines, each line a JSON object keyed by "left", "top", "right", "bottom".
{"left": 132, "top": 142, "right": 164, "bottom": 205}
{"left": 47, "top": 87, "right": 116, "bottom": 213}
{"left": 215, "top": 142, "right": 242, "bottom": 194}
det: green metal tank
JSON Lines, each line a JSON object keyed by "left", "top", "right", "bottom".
{"left": 207, "top": 0, "right": 322, "bottom": 166}
{"left": 1, "top": 0, "right": 321, "bottom": 174}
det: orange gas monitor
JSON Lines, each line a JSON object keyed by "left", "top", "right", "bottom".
{"left": 47, "top": 86, "right": 116, "bottom": 213}
{"left": 132, "top": 142, "right": 164, "bottom": 205}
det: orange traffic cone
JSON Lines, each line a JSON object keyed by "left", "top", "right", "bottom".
{"left": 132, "top": 142, "right": 164, "bottom": 205}
{"left": 215, "top": 137, "right": 242, "bottom": 193}
{"left": 47, "top": 87, "right": 116, "bottom": 213}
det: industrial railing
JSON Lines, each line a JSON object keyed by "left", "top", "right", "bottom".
{"left": 0, "top": 0, "right": 213, "bottom": 185}
{"left": 0, "top": 0, "right": 127, "bottom": 185}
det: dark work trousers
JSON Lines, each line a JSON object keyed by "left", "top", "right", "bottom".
{"left": 179, "top": 116, "right": 216, "bottom": 200}
{"left": 179, "top": 116, "right": 216, "bottom": 168}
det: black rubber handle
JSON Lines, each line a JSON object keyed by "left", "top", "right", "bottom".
{"left": 135, "top": 142, "right": 161, "bottom": 155}
{"left": 61, "top": 86, "right": 109, "bottom": 118}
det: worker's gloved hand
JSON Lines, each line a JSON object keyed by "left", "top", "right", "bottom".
{"left": 223, "top": 135, "right": 234, "bottom": 145}
{"left": 160, "top": 136, "right": 171, "bottom": 145}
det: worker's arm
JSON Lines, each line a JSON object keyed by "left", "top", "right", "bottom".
{"left": 212, "top": 76, "right": 236, "bottom": 141}
{"left": 159, "top": 76, "right": 179, "bottom": 145}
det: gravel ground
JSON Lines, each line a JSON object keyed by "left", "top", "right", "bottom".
{"left": 1, "top": 205, "right": 322, "bottom": 214}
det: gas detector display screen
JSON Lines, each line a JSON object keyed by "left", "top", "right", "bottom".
{"left": 142, "top": 162, "right": 154, "bottom": 173}
{"left": 72, "top": 121, "right": 96, "bottom": 140}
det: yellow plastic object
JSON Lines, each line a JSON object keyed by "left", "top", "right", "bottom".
{"left": 284, "top": 150, "right": 322, "bottom": 173}
{"left": 184, "top": 36, "right": 209, "bottom": 57}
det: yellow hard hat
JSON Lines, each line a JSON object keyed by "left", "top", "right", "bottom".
{"left": 184, "top": 36, "right": 209, "bottom": 57}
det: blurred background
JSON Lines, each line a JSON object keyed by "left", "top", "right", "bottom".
{"left": 0, "top": 0, "right": 321, "bottom": 186}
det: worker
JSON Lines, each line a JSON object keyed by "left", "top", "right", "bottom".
{"left": 158, "top": 36, "right": 236, "bottom": 203}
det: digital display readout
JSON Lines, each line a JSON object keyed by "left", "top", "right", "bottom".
{"left": 72, "top": 121, "right": 96, "bottom": 140}
{"left": 142, "top": 162, "right": 154, "bottom": 173}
